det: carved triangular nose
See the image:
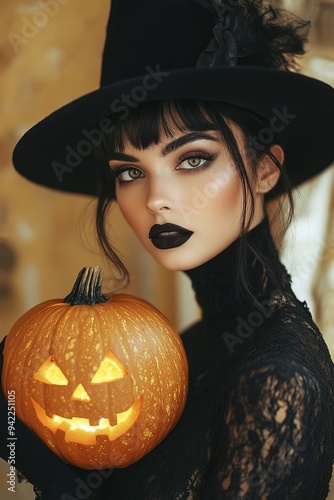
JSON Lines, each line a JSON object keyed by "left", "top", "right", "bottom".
{"left": 71, "top": 383, "right": 91, "bottom": 402}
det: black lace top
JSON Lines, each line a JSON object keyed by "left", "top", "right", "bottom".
{"left": 1, "top": 218, "right": 334, "bottom": 499}
{"left": 97, "top": 217, "right": 334, "bottom": 499}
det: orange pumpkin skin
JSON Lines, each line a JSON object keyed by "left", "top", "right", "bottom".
{"left": 2, "top": 276, "right": 188, "bottom": 470}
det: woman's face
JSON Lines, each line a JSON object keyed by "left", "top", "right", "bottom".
{"left": 109, "top": 126, "right": 267, "bottom": 271}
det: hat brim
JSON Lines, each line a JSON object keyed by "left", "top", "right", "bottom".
{"left": 12, "top": 66, "right": 334, "bottom": 197}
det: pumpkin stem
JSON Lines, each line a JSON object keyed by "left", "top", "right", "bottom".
{"left": 64, "top": 267, "right": 108, "bottom": 305}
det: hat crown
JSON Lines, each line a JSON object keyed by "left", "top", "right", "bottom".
{"left": 101, "top": 0, "right": 216, "bottom": 85}
{"left": 100, "top": 0, "right": 310, "bottom": 86}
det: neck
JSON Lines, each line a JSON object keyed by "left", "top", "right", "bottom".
{"left": 183, "top": 217, "right": 292, "bottom": 323}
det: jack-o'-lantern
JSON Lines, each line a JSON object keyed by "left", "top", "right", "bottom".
{"left": 2, "top": 267, "right": 188, "bottom": 469}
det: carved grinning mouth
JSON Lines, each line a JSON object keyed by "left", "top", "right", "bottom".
{"left": 31, "top": 396, "right": 143, "bottom": 445}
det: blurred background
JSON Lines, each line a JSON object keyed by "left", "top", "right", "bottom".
{"left": 0, "top": 0, "right": 333, "bottom": 498}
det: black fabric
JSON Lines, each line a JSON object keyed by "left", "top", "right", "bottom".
{"left": 1, "top": 217, "right": 334, "bottom": 499}
{"left": 101, "top": 0, "right": 215, "bottom": 83}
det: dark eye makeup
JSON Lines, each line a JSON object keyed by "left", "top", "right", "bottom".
{"left": 109, "top": 149, "right": 216, "bottom": 186}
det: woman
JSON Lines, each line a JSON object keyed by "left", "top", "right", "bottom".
{"left": 1, "top": 0, "right": 334, "bottom": 498}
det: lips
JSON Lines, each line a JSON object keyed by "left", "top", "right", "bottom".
{"left": 149, "top": 223, "right": 193, "bottom": 250}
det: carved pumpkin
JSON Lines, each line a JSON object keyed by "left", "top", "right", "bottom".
{"left": 2, "top": 267, "right": 188, "bottom": 469}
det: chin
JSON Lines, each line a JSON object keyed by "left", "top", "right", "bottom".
{"left": 152, "top": 252, "right": 208, "bottom": 272}
{"left": 145, "top": 240, "right": 225, "bottom": 271}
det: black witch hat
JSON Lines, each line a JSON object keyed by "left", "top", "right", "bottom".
{"left": 12, "top": 0, "right": 334, "bottom": 197}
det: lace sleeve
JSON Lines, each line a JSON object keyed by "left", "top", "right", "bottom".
{"left": 218, "top": 359, "right": 333, "bottom": 499}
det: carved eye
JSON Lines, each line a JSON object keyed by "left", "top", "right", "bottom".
{"left": 34, "top": 356, "right": 69, "bottom": 385}
{"left": 91, "top": 350, "right": 127, "bottom": 384}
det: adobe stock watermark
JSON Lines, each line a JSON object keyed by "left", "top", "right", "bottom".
{"left": 7, "top": 390, "right": 16, "bottom": 494}
{"left": 61, "top": 468, "right": 113, "bottom": 500}
{"left": 222, "top": 287, "right": 288, "bottom": 354}
{"left": 247, "top": 106, "right": 297, "bottom": 161}
{"left": 180, "top": 160, "right": 237, "bottom": 224}
{"left": 7, "top": 0, "right": 72, "bottom": 54}
{"left": 51, "top": 64, "right": 170, "bottom": 183}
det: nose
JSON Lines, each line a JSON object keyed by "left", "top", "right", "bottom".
{"left": 71, "top": 383, "right": 91, "bottom": 402}
{"left": 146, "top": 176, "right": 173, "bottom": 214}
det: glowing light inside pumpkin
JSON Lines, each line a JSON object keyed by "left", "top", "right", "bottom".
{"left": 71, "top": 383, "right": 91, "bottom": 402}
{"left": 33, "top": 356, "right": 68, "bottom": 385}
{"left": 31, "top": 396, "right": 143, "bottom": 445}
{"left": 31, "top": 350, "right": 142, "bottom": 444}
{"left": 91, "top": 350, "right": 128, "bottom": 383}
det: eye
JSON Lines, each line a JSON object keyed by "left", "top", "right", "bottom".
{"left": 34, "top": 356, "right": 69, "bottom": 385}
{"left": 91, "top": 351, "right": 128, "bottom": 384}
{"left": 117, "top": 168, "right": 144, "bottom": 183}
{"left": 178, "top": 153, "right": 213, "bottom": 170}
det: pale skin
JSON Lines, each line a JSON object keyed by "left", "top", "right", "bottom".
{"left": 109, "top": 123, "right": 283, "bottom": 271}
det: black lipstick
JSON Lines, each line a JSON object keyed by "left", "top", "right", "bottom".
{"left": 149, "top": 223, "right": 193, "bottom": 250}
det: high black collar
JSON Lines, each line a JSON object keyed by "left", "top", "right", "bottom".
{"left": 184, "top": 217, "right": 292, "bottom": 323}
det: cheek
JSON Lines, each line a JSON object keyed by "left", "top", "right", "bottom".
{"left": 196, "top": 171, "right": 244, "bottom": 224}
{"left": 218, "top": 175, "right": 242, "bottom": 208}
{"left": 116, "top": 191, "right": 144, "bottom": 233}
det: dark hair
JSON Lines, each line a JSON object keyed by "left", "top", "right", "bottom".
{"left": 94, "top": 99, "right": 294, "bottom": 305}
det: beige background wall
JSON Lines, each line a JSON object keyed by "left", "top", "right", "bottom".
{"left": 0, "top": 1, "right": 333, "bottom": 498}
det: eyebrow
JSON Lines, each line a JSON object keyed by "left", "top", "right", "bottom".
{"left": 161, "top": 132, "right": 218, "bottom": 156}
{"left": 108, "top": 132, "right": 218, "bottom": 162}
{"left": 109, "top": 152, "right": 139, "bottom": 162}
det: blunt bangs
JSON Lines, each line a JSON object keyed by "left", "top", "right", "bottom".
{"left": 105, "top": 100, "right": 224, "bottom": 153}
